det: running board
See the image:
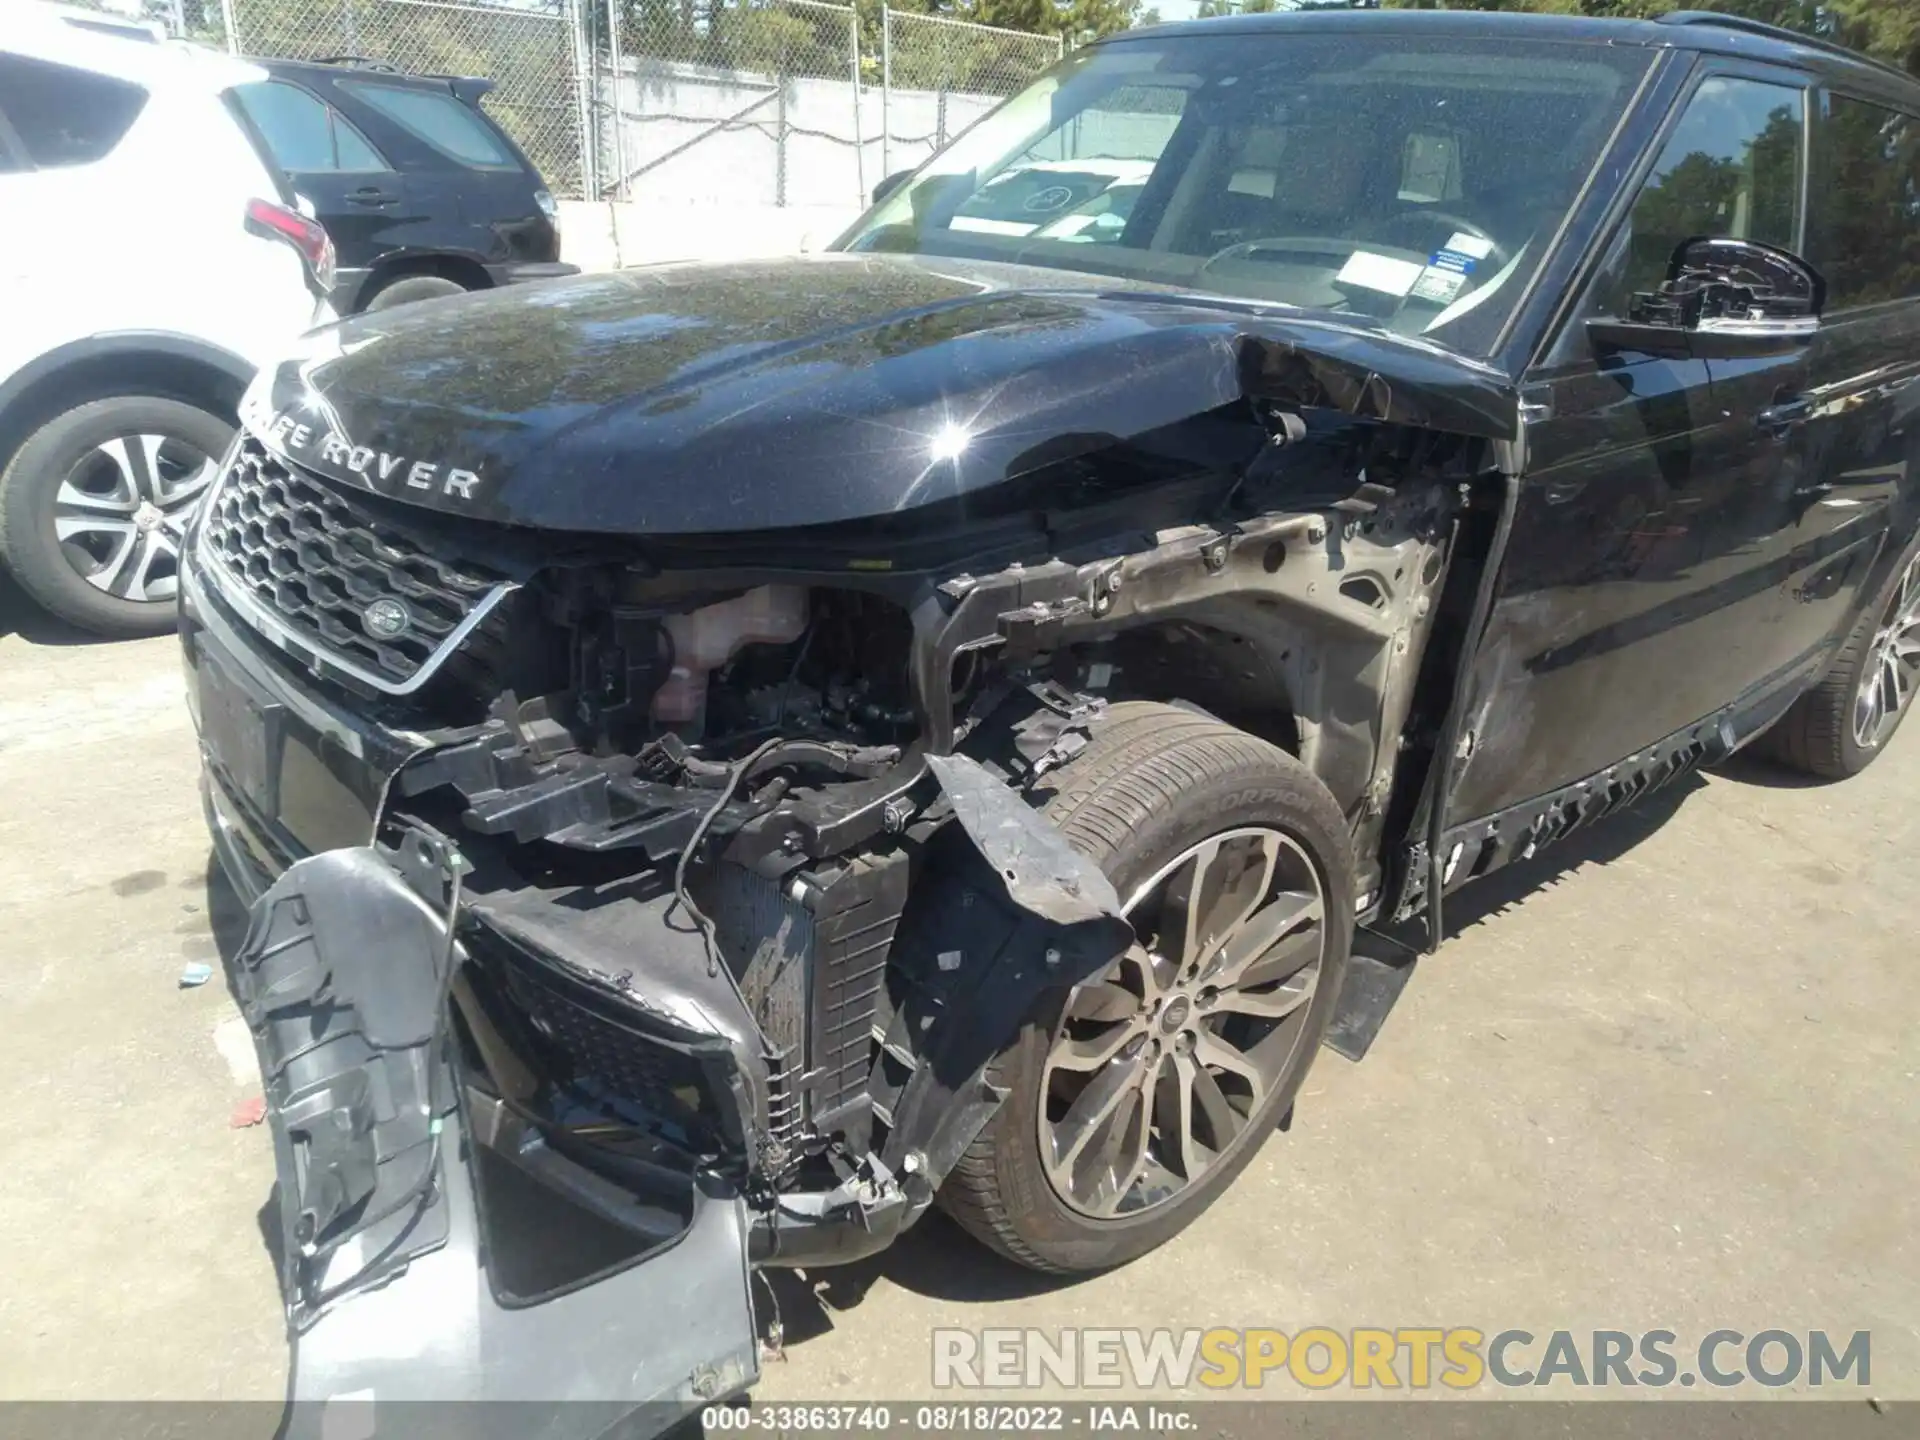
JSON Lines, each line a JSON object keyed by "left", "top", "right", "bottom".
{"left": 1323, "top": 929, "right": 1420, "bottom": 1062}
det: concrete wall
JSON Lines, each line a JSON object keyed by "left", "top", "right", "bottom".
{"left": 554, "top": 66, "right": 1176, "bottom": 273}
{"left": 556, "top": 58, "right": 1006, "bottom": 270}
{"left": 600, "top": 59, "right": 999, "bottom": 213}
{"left": 557, "top": 197, "right": 861, "bottom": 271}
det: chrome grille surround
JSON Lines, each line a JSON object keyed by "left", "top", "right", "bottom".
{"left": 194, "top": 436, "right": 513, "bottom": 695}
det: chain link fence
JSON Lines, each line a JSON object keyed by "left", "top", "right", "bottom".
{"left": 48, "top": 1, "right": 1064, "bottom": 206}
{"left": 598, "top": 0, "right": 863, "bottom": 209}
{"left": 596, "top": 2, "right": 1060, "bottom": 210}
{"left": 879, "top": 9, "right": 1059, "bottom": 180}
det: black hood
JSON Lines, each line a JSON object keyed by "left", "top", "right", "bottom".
{"left": 247, "top": 254, "right": 1517, "bottom": 536}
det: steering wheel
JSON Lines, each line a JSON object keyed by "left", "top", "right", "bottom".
{"left": 1380, "top": 208, "right": 1510, "bottom": 272}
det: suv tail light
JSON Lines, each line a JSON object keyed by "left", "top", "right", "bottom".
{"left": 245, "top": 198, "right": 336, "bottom": 291}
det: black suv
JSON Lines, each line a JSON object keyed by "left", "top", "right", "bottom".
{"left": 229, "top": 57, "right": 575, "bottom": 312}
{"left": 181, "top": 10, "right": 1919, "bottom": 1431}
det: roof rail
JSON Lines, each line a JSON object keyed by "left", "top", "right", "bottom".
{"left": 1656, "top": 10, "right": 1915, "bottom": 87}
{"left": 310, "top": 54, "right": 403, "bottom": 73}
{"left": 302, "top": 54, "right": 495, "bottom": 101}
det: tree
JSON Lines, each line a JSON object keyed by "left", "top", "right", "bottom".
{"left": 879, "top": 0, "right": 1141, "bottom": 44}
{"left": 1379, "top": 0, "right": 1920, "bottom": 76}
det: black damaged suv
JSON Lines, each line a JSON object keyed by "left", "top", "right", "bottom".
{"left": 182, "top": 10, "right": 1920, "bottom": 1432}
{"left": 231, "top": 56, "right": 575, "bottom": 313}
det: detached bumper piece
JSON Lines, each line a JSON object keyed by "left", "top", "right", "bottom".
{"left": 231, "top": 835, "right": 758, "bottom": 1440}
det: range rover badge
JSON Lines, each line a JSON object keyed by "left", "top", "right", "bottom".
{"left": 363, "top": 598, "right": 412, "bottom": 640}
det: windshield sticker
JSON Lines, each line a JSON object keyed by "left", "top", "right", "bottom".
{"left": 1428, "top": 248, "right": 1480, "bottom": 275}
{"left": 1410, "top": 267, "right": 1470, "bottom": 304}
{"left": 1443, "top": 232, "right": 1496, "bottom": 260}
{"left": 1336, "top": 251, "right": 1424, "bottom": 297}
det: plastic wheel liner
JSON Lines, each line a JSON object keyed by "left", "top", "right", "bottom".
{"left": 229, "top": 829, "right": 758, "bottom": 1440}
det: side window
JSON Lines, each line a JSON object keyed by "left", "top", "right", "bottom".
{"left": 0, "top": 54, "right": 146, "bottom": 167}
{"left": 332, "top": 112, "right": 386, "bottom": 170}
{"left": 338, "top": 81, "right": 515, "bottom": 169}
{"left": 1808, "top": 94, "right": 1920, "bottom": 310}
{"left": 1596, "top": 77, "right": 1805, "bottom": 316}
{"left": 232, "top": 81, "right": 388, "bottom": 172}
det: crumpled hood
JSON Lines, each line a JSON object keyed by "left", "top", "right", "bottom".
{"left": 247, "top": 253, "right": 1517, "bottom": 536}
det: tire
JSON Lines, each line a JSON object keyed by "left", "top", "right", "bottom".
{"left": 1756, "top": 531, "right": 1920, "bottom": 779}
{"left": 363, "top": 274, "right": 470, "bottom": 311}
{"left": 0, "top": 395, "right": 232, "bottom": 638}
{"left": 938, "top": 701, "right": 1356, "bottom": 1274}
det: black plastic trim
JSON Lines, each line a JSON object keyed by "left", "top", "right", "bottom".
{"left": 0, "top": 331, "right": 253, "bottom": 432}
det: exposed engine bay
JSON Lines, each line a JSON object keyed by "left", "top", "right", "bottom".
{"left": 177, "top": 253, "right": 1523, "bottom": 1431}
{"left": 200, "top": 407, "right": 1487, "bottom": 1261}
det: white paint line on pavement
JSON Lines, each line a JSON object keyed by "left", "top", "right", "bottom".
{"left": 212, "top": 1013, "right": 260, "bottom": 1087}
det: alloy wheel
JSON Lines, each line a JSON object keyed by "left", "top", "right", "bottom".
{"left": 1854, "top": 551, "right": 1920, "bottom": 751}
{"left": 1038, "top": 827, "right": 1327, "bottom": 1219}
{"left": 53, "top": 433, "right": 220, "bottom": 604}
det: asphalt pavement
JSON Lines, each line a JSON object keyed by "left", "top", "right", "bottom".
{"left": 1, "top": 570, "right": 1913, "bottom": 1417}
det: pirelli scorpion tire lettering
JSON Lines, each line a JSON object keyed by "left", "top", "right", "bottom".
{"left": 939, "top": 701, "right": 1356, "bottom": 1274}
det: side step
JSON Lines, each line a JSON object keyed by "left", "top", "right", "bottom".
{"left": 1323, "top": 929, "right": 1420, "bottom": 1062}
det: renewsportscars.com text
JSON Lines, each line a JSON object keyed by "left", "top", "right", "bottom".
{"left": 932, "top": 1327, "right": 1871, "bottom": 1391}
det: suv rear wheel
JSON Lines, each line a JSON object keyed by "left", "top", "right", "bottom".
{"left": 0, "top": 395, "right": 231, "bottom": 638}
{"left": 364, "top": 274, "right": 469, "bottom": 311}
{"left": 939, "top": 702, "right": 1355, "bottom": 1274}
{"left": 1758, "top": 535, "right": 1920, "bottom": 779}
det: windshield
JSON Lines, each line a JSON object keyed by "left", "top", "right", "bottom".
{"left": 839, "top": 30, "right": 1649, "bottom": 358}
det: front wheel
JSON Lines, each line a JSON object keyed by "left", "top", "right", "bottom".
{"left": 0, "top": 395, "right": 232, "bottom": 637}
{"left": 939, "top": 702, "right": 1355, "bottom": 1274}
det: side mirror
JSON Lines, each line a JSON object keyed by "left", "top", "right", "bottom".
{"left": 871, "top": 169, "right": 913, "bottom": 207}
{"left": 1588, "top": 236, "right": 1825, "bottom": 360}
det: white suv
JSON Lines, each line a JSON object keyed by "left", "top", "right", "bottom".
{"left": 0, "top": 6, "right": 335, "bottom": 636}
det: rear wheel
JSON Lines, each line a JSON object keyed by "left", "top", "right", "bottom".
{"left": 1758, "top": 537, "right": 1920, "bottom": 778}
{"left": 363, "top": 273, "right": 470, "bottom": 311}
{"left": 939, "top": 702, "right": 1354, "bottom": 1274}
{"left": 0, "top": 395, "right": 230, "bottom": 637}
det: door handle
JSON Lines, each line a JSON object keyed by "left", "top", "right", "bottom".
{"left": 1757, "top": 395, "right": 1812, "bottom": 437}
{"left": 347, "top": 188, "right": 397, "bottom": 207}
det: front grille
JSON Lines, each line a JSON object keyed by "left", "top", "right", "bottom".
{"left": 199, "top": 438, "right": 505, "bottom": 689}
{"left": 495, "top": 961, "right": 727, "bottom": 1133}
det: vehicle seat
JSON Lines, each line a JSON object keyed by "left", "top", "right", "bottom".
{"left": 1264, "top": 125, "right": 1377, "bottom": 237}
{"left": 1204, "top": 125, "right": 1376, "bottom": 247}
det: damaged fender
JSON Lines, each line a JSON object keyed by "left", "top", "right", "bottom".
{"left": 860, "top": 756, "right": 1135, "bottom": 1205}
{"left": 926, "top": 752, "right": 1128, "bottom": 932}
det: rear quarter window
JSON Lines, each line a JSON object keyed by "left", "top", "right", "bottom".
{"left": 232, "top": 80, "right": 389, "bottom": 172}
{"left": 0, "top": 53, "right": 147, "bottom": 167}
{"left": 337, "top": 79, "right": 515, "bottom": 169}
